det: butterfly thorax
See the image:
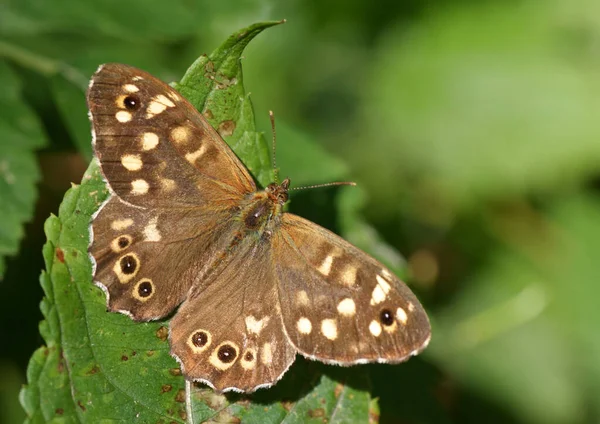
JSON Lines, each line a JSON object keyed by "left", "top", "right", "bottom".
{"left": 239, "top": 178, "right": 290, "bottom": 236}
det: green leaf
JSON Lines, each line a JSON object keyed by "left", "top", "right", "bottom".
{"left": 22, "top": 22, "right": 373, "bottom": 423}
{"left": 0, "top": 60, "right": 46, "bottom": 279}
{"left": 361, "top": 0, "right": 600, "bottom": 218}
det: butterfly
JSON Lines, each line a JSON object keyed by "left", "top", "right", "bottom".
{"left": 87, "top": 63, "right": 431, "bottom": 393}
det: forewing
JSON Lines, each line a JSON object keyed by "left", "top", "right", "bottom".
{"left": 169, "top": 241, "right": 297, "bottom": 392}
{"left": 273, "top": 214, "right": 431, "bottom": 364}
{"left": 87, "top": 63, "right": 255, "bottom": 208}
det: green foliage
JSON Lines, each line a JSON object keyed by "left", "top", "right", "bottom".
{"left": 19, "top": 22, "right": 373, "bottom": 423}
{"left": 4, "top": 0, "right": 600, "bottom": 423}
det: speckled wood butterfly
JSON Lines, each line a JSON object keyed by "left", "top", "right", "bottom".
{"left": 87, "top": 63, "right": 431, "bottom": 393}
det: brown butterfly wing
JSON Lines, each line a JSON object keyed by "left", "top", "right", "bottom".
{"left": 87, "top": 63, "right": 255, "bottom": 209}
{"left": 90, "top": 196, "right": 241, "bottom": 320}
{"left": 168, "top": 240, "right": 297, "bottom": 392}
{"left": 88, "top": 63, "right": 255, "bottom": 320}
{"left": 273, "top": 214, "right": 431, "bottom": 364}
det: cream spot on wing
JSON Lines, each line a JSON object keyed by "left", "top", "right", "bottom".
{"left": 383, "top": 320, "right": 398, "bottom": 333}
{"left": 240, "top": 348, "right": 257, "bottom": 370}
{"left": 132, "top": 76, "right": 143, "bottom": 81}
{"left": 209, "top": 342, "right": 239, "bottom": 371}
{"left": 407, "top": 302, "right": 415, "bottom": 312}
{"left": 121, "top": 154, "right": 142, "bottom": 171}
{"left": 141, "top": 132, "right": 159, "bottom": 150}
{"left": 116, "top": 110, "right": 132, "bottom": 123}
{"left": 145, "top": 95, "right": 175, "bottom": 119}
{"left": 123, "top": 84, "right": 139, "bottom": 93}
{"left": 245, "top": 316, "right": 269, "bottom": 335}
{"left": 143, "top": 216, "right": 161, "bottom": 242}
{"left": 167, "top": 91, "right": 180, "bottom": 102}
{"left": 261, "top": 343, "right": 273, "bottom": 365}
{"left": 369, "top": 320, "right": 382, "bottom": 337}
{"left": 296, "top": 290, "right": 310, "bottom": 306}
{"left": 381, "top": 268, "right": 393, "bottom": 281}
{"left": 160, "top": 178, "right": 176, "bottom": 191}
{"left": 170, "top": 126, "right": 191, "bottom": 144}
{"left": 321, "top": 319, "right": 338, "bottom": 340}
{"left": 297, "top": 317, "right": 312, "bottom": 334}
{"left": 185, "top": 145, "right": 207, "bottom": 164}
{"left": 396, "top": 307, "right": 408, "bottom": 325}
{"left": 337, "top": 298, "right": 356, "bottom": 317}
{"left": 340, "top": 265, "right": 358, "bottom": 286}
{"left": 111, "top": 218, "right": 133, "bottom": 231}
{"left": 131, "top": 179, "right": 149, "bottom": 195}
{"left": 370, "top": 275, "right": 392, "bottom": 305}
{"left": 317, "top": 254, "right": 335, "bottom": 276}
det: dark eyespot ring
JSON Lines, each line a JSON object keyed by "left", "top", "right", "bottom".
{"left": 380, "top": 309, "right": 395, "bottom": 326}
{"left": 137, "top": 280, "right": 153, "bottom": 298}
{"left": 244, "top": 351, "right": 254, "bottom": 361}
{"left": 120, "top": 254, "right": 137, "bottom": 274}
{"left": 217, "top": 344, "right": 237, "bottom": 363}
{"left": 192, "top": 331, "right": 209, "bottom": 348}
{"left": 118, "top": 236, "right": 130, "bottom": 249}
{"left": 123, "top": 95, "right": 140, "bottom": 110}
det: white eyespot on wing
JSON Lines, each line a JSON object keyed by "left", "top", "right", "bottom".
{"left": 340, "top": 265, "right": 358, "bottom": 286}
{"left": 185, "top": 145, "right": 207, "bottom": 164}
{"left": 116, "top": 110, "right": 132, "bottom": 123}
{"left": 245, "top": 316, "right": 269, "bottom": 335}
{"left": 170, "top": 126, "right": 191, "bottom": 144}
{"left": 145, "top": 95, "right": 175, "bottom": 119}
{"left": 370, "top": 275, "right": 392, "bottom": 305}
{"left": 296, "top": 290, "right": 310, "bottom": 306}
{"left": 261, "top": 343, "right": 273, "bottom": 365}
{"left": 187, "top": 329, "right": 212, "bottom": 354}
{"left": 160, "top": 178, "right": 176, "bottom": 192}
{"left": 131, "top": 179, "right": 149, "bottom": 195}
{"left": 121, "top": 154, "right": 143, "bottom": 171}
{"left": 317, "top": 254, "right": 335, "bottom": 276}
{"left": 297, "top": 317, "right": 312, "bottom": 335}
{"left": 111, "top": 218, "right": 134, "bottom": 231}
{"left": 141, "top": 132, "right": 159, "bottom": 151}
{"left": 143, "top": 216, "right": 161, "bottom": 242}
{"left": 396, "top": 307, "right": 408, "bottom": 325}
{"left": 321, "top": 319, "right": 338, "bottom": 340}
{"left": 123, "top": 84, "right": 139, "bottom": 93}
{"left": 369, "top": 320, "right": 382, "bottom": 337}
{"left": 337, "top": 298, "right": 356, "bottom": 317}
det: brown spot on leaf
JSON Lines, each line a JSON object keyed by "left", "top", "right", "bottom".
{"left": 161, "top": 384, "right": 173, "bottom": 394}
{"left": 77, "top": 400, "right": 86, "bottom": 411}
{"left": 87, "top": 365, "right": 100, "bottom": 375}
{"left": 334, "top": 383, "right": 344, "bottom": 398}
{"left": 131, "top": 351, "right": 137, "bottom": 356}
{"left": 121, "top": 355, "right": 129, "bottom": 361}
{"left": 179, "top": 410, "right": 187, "bottom": 420}
{"left": 55, "top": 408, "right": 64, "bottom": 415}
{"left": 281, "top": 401, "right": 294, "bottom": 411}
{"left": 56, "top": 248, "right": 65, "bottom": 263}
{"left": 146, "top": 350, "right": 155, "bottom": 356}
{"left": 218, "top": 120, "right": 236, "bottom": 136}
{"left": 203, "top": 109, "right": 214, "bottom": 119}
{"left": 156, "top": 326, "right": 168, "bottom": 341}
{"left": 308, "top": 408, "right": 325, "bottom": 418}
{"left": 169, "top": 368, "right": 182, "bottom": 376}
{"left": 175, "top": 389, "right": 186, "bottom": 403}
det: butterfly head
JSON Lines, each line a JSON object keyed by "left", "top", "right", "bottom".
{"left": 266, "top": 177, "right": 290, "bottom": 205}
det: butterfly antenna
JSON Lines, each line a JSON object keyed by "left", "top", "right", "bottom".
{"left": 289, "top": 181, "right": 357, "bottom": 191}
{"left": 269, "top": 110, "right": 280, "bottom": 184}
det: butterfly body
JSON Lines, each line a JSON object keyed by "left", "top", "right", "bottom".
{"left": 87, "top": 63, "right": 430, "bottom": 393}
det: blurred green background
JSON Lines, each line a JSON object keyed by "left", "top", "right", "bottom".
{"left": 2, "top": 0, "right": 600, "bottom": 423}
